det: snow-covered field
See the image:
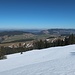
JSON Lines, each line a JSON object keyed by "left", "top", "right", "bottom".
{"left": 0, "top": 45, "right": 75, "bottom": 75}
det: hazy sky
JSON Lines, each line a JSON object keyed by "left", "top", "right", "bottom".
{"left": 0, "top": 0, "right": 75, "bottom": 29}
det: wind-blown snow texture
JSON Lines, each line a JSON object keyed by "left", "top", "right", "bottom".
{"left": 0, "top": 45, "right": 75, "bottom": 75}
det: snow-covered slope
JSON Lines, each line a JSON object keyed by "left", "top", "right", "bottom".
{"left": 0, "top": 45, "right": 75, "bottom": 75}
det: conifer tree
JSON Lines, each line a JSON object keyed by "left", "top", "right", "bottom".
{"left": 69, "top": 34, "right": 75, "bottom": 44}
{"left": 0, "top": 46, "right": 7, "bottom": 59}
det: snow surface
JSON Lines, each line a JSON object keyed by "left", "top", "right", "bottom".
{"left": 0, "top": 45, "right": 75, "bottom": 75}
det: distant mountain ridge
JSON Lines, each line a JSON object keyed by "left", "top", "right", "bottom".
{"left": 0, "top": 29, "right": 75, "bottom": 36}
{"left": 40, "top": 29, "right": 75, "bottom": 35}
{"left": 0, "top": 31, "right": 30, "bottom": 36}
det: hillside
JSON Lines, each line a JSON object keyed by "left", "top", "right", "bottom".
{"left": 0, "top": 31, "right": 35, "bottom": 43}
{"left": 0, "top": 45, "right": 75, "bottom": 75}
{"left": 1, "top": 29, "right": 75, "bottom": 43}
{"left": 41, "top": 29, "right": 75, "bottom": 35}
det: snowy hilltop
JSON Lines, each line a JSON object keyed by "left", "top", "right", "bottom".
{"left": 0, "top": 45, "right": 75, "bottom": 75}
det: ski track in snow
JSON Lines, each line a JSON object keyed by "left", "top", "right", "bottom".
{"left": 0, "top": 45, "right": 75, "bottom": 75}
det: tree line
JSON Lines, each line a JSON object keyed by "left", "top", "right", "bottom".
{"left": 33, "top": 34, "right": 75, "bottom": 49}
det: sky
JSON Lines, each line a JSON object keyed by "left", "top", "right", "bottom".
{"left": 0, "top": 0, "right": 75, "bottom": 29}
